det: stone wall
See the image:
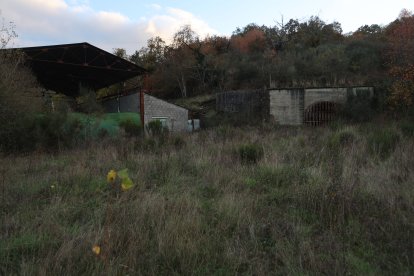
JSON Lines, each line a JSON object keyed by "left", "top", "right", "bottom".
{"left": 144, "top": 94, "right": 189, "bottom": 132}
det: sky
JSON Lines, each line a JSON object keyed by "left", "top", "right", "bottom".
{"left": 1, "top": 0, "right": 413, "bottom": 54}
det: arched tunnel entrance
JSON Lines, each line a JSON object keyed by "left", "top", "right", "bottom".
{"left": 304, "top": 101, "right": 340, "bottom": 126}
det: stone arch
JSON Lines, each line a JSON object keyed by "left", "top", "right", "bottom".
{"left": 303, "top": 101, "right": 340, "bottom": 126}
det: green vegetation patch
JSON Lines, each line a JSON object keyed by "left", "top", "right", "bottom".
{"left": 69, "top": 112, "right": 141, "bottom": 138}
{"left": 367, "top": 127, "right": 400, "bottom": 159}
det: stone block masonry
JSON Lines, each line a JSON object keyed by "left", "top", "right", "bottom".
{"left": 144, "top": 94, "right": 189, "bottom": 132}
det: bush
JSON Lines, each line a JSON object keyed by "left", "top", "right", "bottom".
{"left": 340, "top": 92, "right": 376, "bottom": 122}
{"left": 237, "top": 143, "right": 264, "bottom": 165}
{"left": 1, "top": 112, "right": 90, "bottom": 153}
{"left": 119, "top": 119, "right": 142, "bottom": 137}
{"left": 0, "top": 50, "right": 43, "bottom": 152}
{"left": 146, "top": 120, "right": 168, "bottom": 137}
{"left": 367, "top": 128, "right": 400, "bottom": 159}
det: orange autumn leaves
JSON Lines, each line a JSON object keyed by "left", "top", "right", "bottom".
{"left": 230, "top": 28, "right": 267, "bottom": 54}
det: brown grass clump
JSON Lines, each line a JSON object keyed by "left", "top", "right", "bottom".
{"left": 0, "top": 123, "right": 413, "bottom": 275}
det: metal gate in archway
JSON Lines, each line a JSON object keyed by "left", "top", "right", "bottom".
{"left": 304, "top": 101, "right": 340, "bottom": 126}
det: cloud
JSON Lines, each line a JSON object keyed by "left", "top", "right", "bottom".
{"left": 150, "top": 4, "right": 162, "bottom": 11}
{"left": 144, "top": 7, "right": 217, "bottom": 42}
{"left": 1, "top": 0, "right": 218, "bottom": 54}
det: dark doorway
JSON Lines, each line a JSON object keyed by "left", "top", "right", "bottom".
{"left": 304, "top": 101, "right": 339, "bottom": 126}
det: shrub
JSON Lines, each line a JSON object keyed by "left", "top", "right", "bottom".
{"left": 340, "top": 92, "right": 376, "bottom": 122}
{"left": 119, "top": 119, "right": 142, "bottom": 137}
{"left": 146, "top": 120, "right": 167, "bottom": 137}
{"left": 367, "top": 128, "right": 400, "bottom": 159}
{"left": 237, "top": 143, "right": 264, "bottom": 165}
{"left": 0, "top": 50, "right": 43, "bottom": 152}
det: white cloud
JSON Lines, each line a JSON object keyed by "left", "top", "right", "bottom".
{"left": 1, "top": 0, "right": 218, "bottom": 54}
{"left": 144, "top": 7, "right": 218, "bottom": 44}
{"left": 150, "top": 4, "right": 162, "bottom": 11}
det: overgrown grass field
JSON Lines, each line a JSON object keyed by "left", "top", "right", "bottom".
{"left": 1, "top": 122, "right": 413, "bottom": 275}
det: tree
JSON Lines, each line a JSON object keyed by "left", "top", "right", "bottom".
{"left": 386, "top": 9, "right": 414, "bottom": 109}
{"left": 130, "top": 36, "right": 166, "bottom": 71}
{"left": 113, "top": 48, "right": 127, "bottom": 59}
{"left": 160, "top": 25, "right": 199, "bottom": 97}
{"left": 0, "top": 15, "right": 43, "bottom": 150}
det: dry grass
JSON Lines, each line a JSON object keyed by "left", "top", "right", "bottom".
{"left": 1, "top": 123, "right": 413, "bottom": 275}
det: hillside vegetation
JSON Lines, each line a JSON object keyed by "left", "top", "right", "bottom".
{"left": 127, "top": 9, "right": 414, "bottom": 113}
{"left": 1, "top": 122, "right": 413, "bottom": 275}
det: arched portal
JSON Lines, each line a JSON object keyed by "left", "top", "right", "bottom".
{"left": 304, "top": 101, "right": 340, "bottom": 126}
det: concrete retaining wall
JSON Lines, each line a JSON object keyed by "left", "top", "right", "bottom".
{"left": 269, "top": 89, "right": 304, "bottom": 125}
{"left": 269, "top": 87, "right": 374, "bottom": 125}
{"left": 304, "top": 88, "right": 347, "bottom": 110}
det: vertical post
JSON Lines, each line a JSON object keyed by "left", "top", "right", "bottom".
{"left": 117, "top": 85, "right": 120, "bottom": 113}
{"left": 140, "top": 89, "right": 145, "bottom": 129}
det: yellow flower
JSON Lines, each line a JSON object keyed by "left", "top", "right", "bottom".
{"left": 107, "top": 170, "right": 117, "bottom": 183}
{"left": 92, "top": 245, "right": 101, "bottom": 255}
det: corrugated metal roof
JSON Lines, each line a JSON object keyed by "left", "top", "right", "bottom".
{"left": 18, "top": 42, "right": 146, "bottom": 96}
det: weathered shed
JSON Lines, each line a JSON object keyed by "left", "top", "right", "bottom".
{"left": 101, "top": 91, "right": 190, "bottom": 132}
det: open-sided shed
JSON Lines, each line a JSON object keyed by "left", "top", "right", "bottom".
{"left": 19, "top": 42, "right": 146, "bottom": 96}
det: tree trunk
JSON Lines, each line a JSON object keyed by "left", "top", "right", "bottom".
{"left": 176, "top": 73, "right": 187, "bottom": 98}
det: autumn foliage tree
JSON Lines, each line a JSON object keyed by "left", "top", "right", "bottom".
{"left": 128, "top": 11, "right": 409, "bottom": 113}
{"left": 386, "top": 9, "right": 414, "bottom": 109}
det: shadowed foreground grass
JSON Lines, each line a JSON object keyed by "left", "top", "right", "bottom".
{"left": 1, "top": 123, "right": 413, "bottom": 275}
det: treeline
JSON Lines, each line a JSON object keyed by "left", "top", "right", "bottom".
{"left": 118, "top": 9, "right": 414, "bottom": 111}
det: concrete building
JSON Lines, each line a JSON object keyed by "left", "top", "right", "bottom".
{"left": 101, "top": 91, "right": 190, "bottom": 132}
